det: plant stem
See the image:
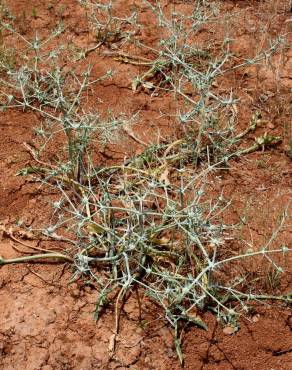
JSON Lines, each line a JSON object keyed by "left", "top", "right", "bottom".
{"left": 0, "top": 253, "right": 73, "bottom": 265}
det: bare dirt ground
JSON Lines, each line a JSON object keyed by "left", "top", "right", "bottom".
{"left": 0, "top": 0, "right": 292, "bottom": 369}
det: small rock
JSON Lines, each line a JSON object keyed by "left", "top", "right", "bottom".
{"left": 223, "top": 325, "right": 239, "bottom": 335}
{"left": 45, "top": 309, "right": 56, "bottom": 325}
{"left": 251, "top": 314, "right": 260, "bottom": 323}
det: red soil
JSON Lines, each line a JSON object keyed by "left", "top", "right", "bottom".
{"left": 0, "top": 0, "right": 291, "bottom": 369}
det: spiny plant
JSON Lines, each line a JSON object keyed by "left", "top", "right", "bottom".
{"left": 0, "top": 20, "right": 126, "bottom": 182}
{"left": 0, "top": 0, "right": 291, "bottom": 365}
{"left": 92, "top": 0, "right": 285, "bottom": 167}
{"left": 76, "top": 0, "right": 139, "bottom": 59}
